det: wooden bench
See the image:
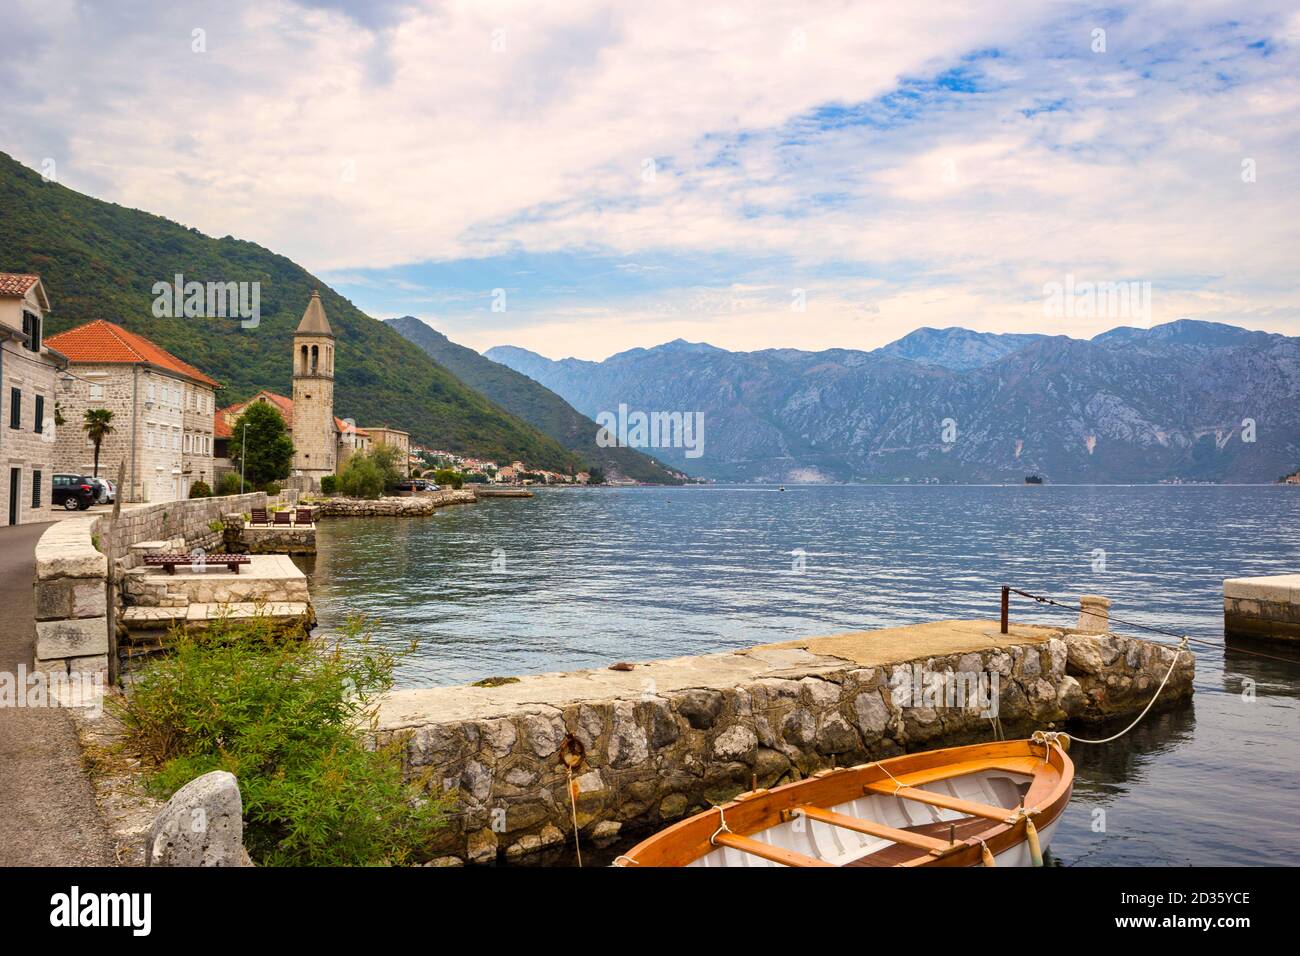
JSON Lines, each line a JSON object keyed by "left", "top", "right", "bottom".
{"left": 143, "top": 553, "right": 251, "bottom": 575}
{"left": 249, "top": 508, "right": 270, "bottom": 527}
{"left": 294, "top": 508, "right": 314, "bottom": 526}
{"left": 273, "top": 510, "right": 292, "bottom": 526}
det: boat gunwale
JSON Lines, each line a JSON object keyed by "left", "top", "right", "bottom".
{"left": 614, "top": 738, "right": 1074, "bottom": 868}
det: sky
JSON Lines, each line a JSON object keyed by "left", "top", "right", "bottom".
{"left": 2, "top": 0, "right": 1299, "bottom": 360}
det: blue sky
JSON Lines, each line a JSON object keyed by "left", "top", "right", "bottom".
{"left": 2, "top": 0, "right": 1298, "bottom": 357}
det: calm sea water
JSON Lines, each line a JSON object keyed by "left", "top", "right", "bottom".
{"left": 304, "top": 485, "right": 1300, "bottom": 866}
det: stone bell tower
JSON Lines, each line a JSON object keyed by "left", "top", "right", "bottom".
{"left": 291, "top": 290, "right": 336, "bottom": 481}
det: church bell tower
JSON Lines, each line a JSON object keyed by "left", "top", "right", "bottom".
{"left": 291, "top": 290, "right": 336, "bottom": 480}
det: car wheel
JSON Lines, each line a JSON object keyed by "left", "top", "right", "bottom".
{"left": 63, "top": 498, "right": 80, "bottom": 511}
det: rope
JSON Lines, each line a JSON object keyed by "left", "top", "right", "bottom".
{"left": 1007, "top": 587, "right": 1297, "bottom": 664}
{"left": 565, "top": 766, "right": 583, "bottom": 868}
{"left": 873, "top": 759, "right": 907, "bottom": 793}
{"left": 1027, "top": 636, "right": 1189, "bottom": 749}
{"left": 709, "top": 806, "right": 733, "bottom": 846}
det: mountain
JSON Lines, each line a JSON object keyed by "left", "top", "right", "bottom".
{"left": 486, "top": 321, "right": 1300, "bottom": 483}
{"left": 0, "top": 151, "right": 580, "bottom": 471}
{"left": 385, "top": 316, "right": 684, "bottom": 483}
{"left": 876, "top": 327, "right": 1053, "bottom": 370}
{"left": 1091, "top": 318, "right": 1285, "bottom": 351}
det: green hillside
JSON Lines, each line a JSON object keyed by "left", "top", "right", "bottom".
{"left": 0, "top": 151, "right": 580, "bottom": 472}
{"left": 387, "top": 316, "right": 686, "bottom": 483}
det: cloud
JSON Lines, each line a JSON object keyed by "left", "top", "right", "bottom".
{"left": 3, "top": 0, "right": 1299, "bottom": 357}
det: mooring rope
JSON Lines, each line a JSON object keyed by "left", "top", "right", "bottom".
{"left": 1007, "top": 587, "right": 1297, "bottom": 665}
{"left": 565, "top": 766, "right": 583, "bottom": 868}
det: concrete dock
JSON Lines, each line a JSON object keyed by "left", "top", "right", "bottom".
{"left": 1224, "top": 574, "right": 1300, "bottom": 644}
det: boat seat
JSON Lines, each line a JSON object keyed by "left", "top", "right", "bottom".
{"left": 864, "top": 782, "right": 1019, "bottom": 823}
{"left": 793, "top": 805, "right": 952, "bottom": 854}
{"left": 711, "top": 832, "right": 835, "bottom": 867}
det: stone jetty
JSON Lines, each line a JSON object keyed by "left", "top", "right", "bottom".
{"left": 377, "top": 616, "right": 1194, "bottom": 865}
{"left": 1224, "top": 574, "right": 1300, "bottom": 644}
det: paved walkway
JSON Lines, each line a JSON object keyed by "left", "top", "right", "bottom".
{"left": 0, "top": 522, "right": 113, "bottom": 866}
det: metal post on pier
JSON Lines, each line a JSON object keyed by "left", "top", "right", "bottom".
{"left": 1000, "top": 585, "right": 1010, "bottom": 634}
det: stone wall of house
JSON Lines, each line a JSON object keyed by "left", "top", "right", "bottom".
{"left": 0, "top": 334, "right": 59, "bottom": 525}
{"left": 379, "top": 631, "right": 1193, "bottom": 864}
{"left": 52, "top": 362, "right": 217, "bottom": 503}
{"left": 315, "top": 490, "right": 477, "bottom": 516}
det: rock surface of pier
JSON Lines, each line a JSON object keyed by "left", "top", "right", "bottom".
{"left": 378, "top": 618, "right": 1194, "bottom": 864}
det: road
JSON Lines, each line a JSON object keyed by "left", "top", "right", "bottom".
{"left": 0, "top": 521, "right": 113, "bottom": 866}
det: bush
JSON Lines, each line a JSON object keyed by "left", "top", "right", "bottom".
{"left": 113, "top": 616, "right": 447, "bottom": 866}
{"left": 217, "top": 473, "right": 243, "bottom": 496}
{"left": 263, "top": 482, "right": 281, "bottom": 496}
{"left": 320, "top": 475, "right": 337, "bottom": 495}
{"left": 188, "top": 480, "right": 212, "bottom": 499}
{"left": 336, "top": 453, "right": 385, "bottom": 499}
{"left": 432, "top": 468, "right": 464, "bottom": 490}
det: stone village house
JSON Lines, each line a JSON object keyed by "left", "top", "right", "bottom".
{"left": 45, "top": 320, "right": 218, "bottom": 502}
{"left": 0, "top": 273, "right": 68, "bottom": 525}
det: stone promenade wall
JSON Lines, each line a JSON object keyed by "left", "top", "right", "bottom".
{"left": 99, "top": 492, "right": 267, "bottom": 568}
{"left": 32, "top": 492, "right": 268, "bottom": 674}
{"left": 377, "top": 627, "right": 1193, "bottom": 865}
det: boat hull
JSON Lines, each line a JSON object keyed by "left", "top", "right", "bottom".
{"left": 615, "top": 738, "right": 1073, "bottom": 868}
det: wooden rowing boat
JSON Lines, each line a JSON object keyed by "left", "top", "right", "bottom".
{"left": 613, "top": 737, "right": 1073, "bottom": 867}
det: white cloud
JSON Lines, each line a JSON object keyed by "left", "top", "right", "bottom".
{"left": 3, "top": 0, "right": 1299, "bottom": 356}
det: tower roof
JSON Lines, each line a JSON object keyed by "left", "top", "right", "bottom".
{"left": 296, "top": 290, "right": 334, "bottom": 337}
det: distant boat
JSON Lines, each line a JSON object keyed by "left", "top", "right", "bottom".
{"left": 1024, "top": 475, "right": 1044, "bottom": 485}
{"left": 613, "top": 737, "right": 1073, "bottom": 867}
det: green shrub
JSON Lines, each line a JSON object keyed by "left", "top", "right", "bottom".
{"left": 263, "top": 481, "right": 281, "bottom": 496}
{"left": 432, "top": 468, "right": 464, "bottom": 490}
{"left": 188, "top": 480, "right": 212, "bottom": 499}
{"left": 217, "top": 473, "right": 243, "bottom": 496}
{"left": 336, "top": 451, "right": 385, "bottom": 499}
{"left": 113, "top": 616, "right": 448, "bottom": 866}
{"left": 320, "top": 475, "right": 338, "bottom": 495}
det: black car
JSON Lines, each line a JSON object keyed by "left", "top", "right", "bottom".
{"left": 52, "top": 474, "right": 97, "bottom": 511}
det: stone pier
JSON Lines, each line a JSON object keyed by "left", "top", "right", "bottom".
{"left": 377, "top": 617, "right": 1194, "bottom": 865}
{"left": 1224, "top": 574, "right": 1300, "bottom": 644}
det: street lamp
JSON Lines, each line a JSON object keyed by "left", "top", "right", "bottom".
{"left": 240, "top": 422, "right": 247, "bottom": 494}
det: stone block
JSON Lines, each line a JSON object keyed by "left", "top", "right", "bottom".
{"left": 146, "top": 770, "right": 252, "bottom": 867}
{"left": 72, "top": 581, "right": 107, "bottom": 618}
{"left": 36, "top": 617, "right": 108, "bottom": 660}
{"left": 34, "top": 579, "right": 73, "bottom": 621}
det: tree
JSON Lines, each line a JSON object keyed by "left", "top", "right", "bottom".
{"left": 229, "top": 402, "right": 294, "bottom": 490}
{"left": 432, "top": 468, "right": 464, "bottom": 490}
{"left": 336, "top": 451, "right": 385, "bottom": 499}
{"left": 82, "top": 408, "right": 114, "bottom": 478}
{"left": 369, "top": 443, "right": 407, "bottom": 489}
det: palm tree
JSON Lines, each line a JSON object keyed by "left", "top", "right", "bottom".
{"left": 82, "top": 408, "right": 115, "bottom": 478}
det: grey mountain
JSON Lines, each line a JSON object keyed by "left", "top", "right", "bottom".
{"left": 386, "top": 317, "right": 685, "bottom": 483}
{"left": 485, "top": 320, "right": 1300, "bottom": 483}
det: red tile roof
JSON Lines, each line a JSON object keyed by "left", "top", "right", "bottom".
{"left": 0, "top": 273, "right": 40, "bottom": 297}
{"left": 45, "top": 319, "right": 219, "bottom": 387}
{"left": 215, "top": 390, "right": 364, "bottom": 439}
